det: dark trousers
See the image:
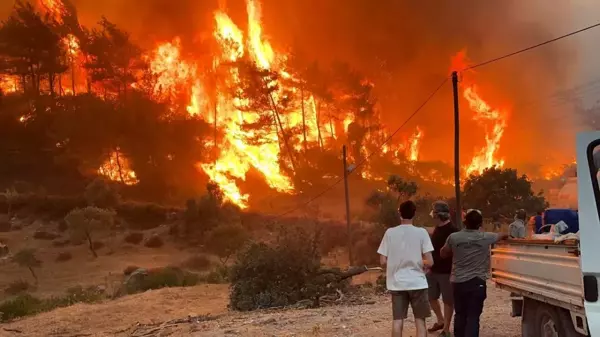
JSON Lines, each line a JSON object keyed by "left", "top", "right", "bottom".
{"left": 453, "top": 277, "right": 487, "bottom": 337}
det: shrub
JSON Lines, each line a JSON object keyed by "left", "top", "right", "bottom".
{"left": 205, "top": 224, "right": 248, "bottom": 265}
{"left": 84, "top": 178, "right": 120, "bottom": 209}
{"left": 182, "top": 183, "right": 240, "bottom": 236}
{"left": 124, "top": 231, "right": 144, "bottom": 245}
{"left": 229, "top": 226, "right": 328, "bottom": 311}
{"left": 0, "top": 286, "right": 105, "bottom": 322}
{"left": 4, "top": 280, "right": 31, "bottom": 295}
{"left": 12, "top": 249, "right": 42, "bottom": 283}
{"left": 65, "top": 206, "right": 115, "bottom": 258}
{"left": 56, "top": 252, "right": 72, "bottom": 262}
{"left": 144, "top": 234, "right": 164, "bottom": 248}
{"left": 0, "top": 294, "right": 42, "bottom": 321}
{"left": 121, "top": 266, "right": 199, "bottom": 295}
{"left": 116, "top": 201, "right": 174, "bottom": 230}
{"left": 123, "top": 265, "right": 140, "bottom": 275}
{"left": 182, "top": 255, "right": 212, "bottom": 271}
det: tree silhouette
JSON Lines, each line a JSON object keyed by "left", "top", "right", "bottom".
{"left": 65, "top": 206, "right": 115, "bottom": 258}
{"left": 462, "top": 167, "right": 548, "bottom": 217}
{"left": 12, "top": 248, "right": 42, "bottom": 283}
{"left": 0, "top": 1, "right": 68, "bottom": 96}
{"left": 83, "top": 17, "right": 143, "bottom": 99}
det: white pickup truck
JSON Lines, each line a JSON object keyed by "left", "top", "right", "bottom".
{"left": 491, "top": 132, "right": 600, "bottom": 337}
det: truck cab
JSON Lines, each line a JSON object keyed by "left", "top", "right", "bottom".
{"left": 490, "top": 132, "right": 600, "bottom": 337}
{"left": 579, "top": 132, "right": 600, "bottom": 336}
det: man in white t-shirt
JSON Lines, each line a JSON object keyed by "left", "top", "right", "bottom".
{"left": 378, "top": 200, "right": 435, "bottom": 337}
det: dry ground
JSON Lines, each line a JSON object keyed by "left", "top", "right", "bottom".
{"left": 0, "top": 281, "right": 521, "bottom": 337}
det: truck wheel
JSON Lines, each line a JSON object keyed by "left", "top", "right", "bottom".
{"left": 535, "top": 303, "right": 563, "bottom": 337}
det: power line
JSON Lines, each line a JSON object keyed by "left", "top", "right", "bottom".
{"left": 464, "top": 21, "right": 600, "bottom": 71}
{"left": 271, "top": 77, "right": 450, "bottom": 219}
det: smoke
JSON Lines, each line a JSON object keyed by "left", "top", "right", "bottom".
{"left": 0, "top": 0, "right": 588, "bottom": 172}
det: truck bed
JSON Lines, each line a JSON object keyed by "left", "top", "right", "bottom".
{"left": 491, "top": 239, "right": 584, "bottom": 312}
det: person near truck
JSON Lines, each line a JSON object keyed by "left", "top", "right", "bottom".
{"left": 508, "top": 209, "right": 527, "bottom": 238}
{"left": 378, "top": 200, "right": 434, "bottom": 337}
{"left": 426, "top": 201, "right": 457, "bottom": 337}
{"left": 441, "top": 209, "right": 509, "bottom": 337}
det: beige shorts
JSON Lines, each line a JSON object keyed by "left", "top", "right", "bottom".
{"left": 390, "top": 289, "right": 431, "bottom": 320}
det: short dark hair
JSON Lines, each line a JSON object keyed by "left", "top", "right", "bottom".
{"left": 399, "top": 200, "right": 417, "bottom": 220}
{"left": 516, "top": 209, "right": 527, "bottom": 221}
{"left": 464, "top": 210, "right": 483, "bottom": 229}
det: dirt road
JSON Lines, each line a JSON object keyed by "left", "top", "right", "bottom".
{"left": 1, "top": 282, "right": 521, "bottom": 337}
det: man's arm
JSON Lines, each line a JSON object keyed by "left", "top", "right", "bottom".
{"left": 377, "top": 230, "right": 388, "bottom": 267}
{"left": 440, "top": 234, "right": 453, "bottom": 259}
{"left": 380, "top": 254, "right": 387, "bottom": 267}
{"left": 423, "top": 251, "right": 433, "bottom": 268}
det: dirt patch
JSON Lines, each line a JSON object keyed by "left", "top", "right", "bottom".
{"left": 1, "top": 282, "right": 521, "bottom": 337}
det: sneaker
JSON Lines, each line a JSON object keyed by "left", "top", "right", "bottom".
{"left": 427, "top": 323, "right": 444, "bottom": 332}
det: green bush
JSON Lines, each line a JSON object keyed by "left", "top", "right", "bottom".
{"left": 84, "top": 178, "right": 120, "bottom": 209}
{"left": 121, "top": 266, "right": 199, "bottom": 295}
{"left": 0, "top": 294, "right": 42, "bottom": 321}
{"left": 0, "top": 286, "right": 104, "bottom": 322}
{"left": 229, "top": 226, "right": 326, "bottom": 311}
{"left": 4, "top": 280, "right": 31, "bottom": 295}
{"left": 65, "top": 206, "right": 115, "bottom": 258}
{"left": 117, "top": 201, "right": 176, "bottom": 230}
{"left": 12, "top": 249, "right": 42, "bottom": 283}
{"left": 205, "top": 224, "right": 248, "bottom": 265}
{"left": 123, "top": 265, "right": 140, "bottom": 275}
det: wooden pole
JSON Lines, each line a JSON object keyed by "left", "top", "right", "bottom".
{"left": 342, "top": 145, "right": 353, "bottom": 265}
{"left": 452, "top": 71, "right": 462, "bottom": 228}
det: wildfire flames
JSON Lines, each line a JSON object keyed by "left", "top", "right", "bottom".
{"left": 13, "top": 0, "right": 568, "bottom": 209}
{"left": 452, "top": 51, "right": 507, "bottom": 176}
{"left": 407, "top": 127, "right": 423, "bottom": 162}
{"left": 98, "top": 150, "right": 139, "bottom": 186}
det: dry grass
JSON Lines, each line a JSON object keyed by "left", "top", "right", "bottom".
{"left": 1, "top": 282, "right": 520, "bottom": 337}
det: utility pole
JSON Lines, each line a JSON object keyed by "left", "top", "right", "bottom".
{"left": 452, "top": 71, "right": 462, "bottom": 228}
{"left": 342, "top": 145, "right": 354, "bottom": 266}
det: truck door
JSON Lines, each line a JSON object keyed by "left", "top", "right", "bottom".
{"left": 578, "top": 132, "right": 600, "bottom": 335}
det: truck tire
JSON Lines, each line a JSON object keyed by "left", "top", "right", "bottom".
{"left": 521, "top": 298, "right": 537, "bottom": 337}
{"left": 534, "top": 303, "right": 563, "bottom": 337}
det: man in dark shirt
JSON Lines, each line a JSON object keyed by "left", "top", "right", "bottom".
{"left": 426, "top": 201, "right": 458, "bottom": 337}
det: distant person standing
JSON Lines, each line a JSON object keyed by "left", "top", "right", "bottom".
{"left": 508, "top": 209, "right": 527, "bottom": 238}
{"left": 441, "top": 209, "right": 509, "bottom": 337}
{"left": 426, "top": 201, "right": 458, "bottom": 337}
{"left": 378, "top": 200, "right": 434, "bottom": 337}
{"left": 491, "top": 212, "right": 502, "bottom": 232}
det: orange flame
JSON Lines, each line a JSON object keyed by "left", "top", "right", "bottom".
{"left": 452, "top": 51, "right": 507, "bottom": 176}
{"left": 39, "top": 0, "right": 67, "bottom": 24}
{"left": 98, "top": 150, "right": 139, "bottom": 186}
{"left": 407, "top": 126, "right": 423, "bottom": 162}
{"left": 0, "top": 76, "right": 18, "bottom": 94}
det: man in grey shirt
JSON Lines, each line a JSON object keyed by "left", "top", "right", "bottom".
{"left": 508, "top": 209, "right": 527, "bottom": 238}
{"left": 441, "top": 209, "right": 509, "bottom": 337}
